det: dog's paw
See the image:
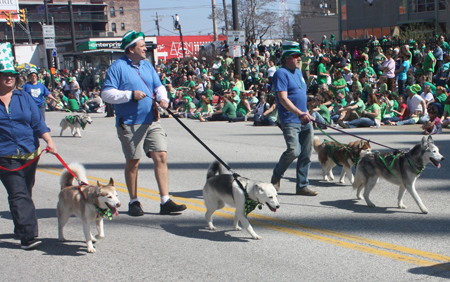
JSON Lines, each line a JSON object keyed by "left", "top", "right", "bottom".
{"left": 357, "top": 194, "right": 364, "bottom": 200}
{"left": 398, "top": 203, "right": 407, "bottom": 209}
{"left": 234, "top": 226, "right": 242, "bottom": 231}
{"left": 95, "top": 235, "right": 104, "bottom": 240}
{"left": 87, "top": 247, "right": 96, "bottom": 253}
{"left": 58, "top": 237, "right": 66, "bottom": 242}
{"left": 253, "top": 235, "right": 262, "bottom": 240}
{"left": 329, "top": 175, "right": 334, "bottom": 180}
{"left": 421, "top": 209, "right": 429, "bottom": 214}
{"left": 207, "top": 226, "right": 217, "bottom": 231}
{"left": 324, "top": 176, "right": 329, "bottom": 182}
{"left": 339, "top": 179, "right": 345, "bottom": 184}
{"left": 367, "top": 203, "right": 376, "bottom": 208}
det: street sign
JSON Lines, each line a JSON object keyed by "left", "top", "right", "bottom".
{"left": 44, "top": 38, "right": 55, "bottom": 49}
{"left": 52, "top": 48, "right": 57, "bottom": 57}
{"left": 230, "top": 45, "right": 241, "bottom": 58}
{"left": 226, "top": 30, "right": 245, "bottom": 46}
{"left": 42, "top": 25, "right": 55, "bottom": 38}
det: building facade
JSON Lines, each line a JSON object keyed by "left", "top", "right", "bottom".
{"left": 0, "top": 0, "right": 141, "bottom": 44}
{"left": 339, "top": 0, "right": 447, "bottom": 41}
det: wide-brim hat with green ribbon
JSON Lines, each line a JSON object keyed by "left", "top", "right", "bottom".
{"left": 281, "top": 40, "right": 303, "bottom": 61}
{"left": 120, "top": 30, "right": 145, "bottom": 51}
{"left": 0, "top": 42, "right": 19, "bottom": 75}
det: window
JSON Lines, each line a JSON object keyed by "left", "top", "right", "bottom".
{"left": 121, "top": 23, "right": 125, "bottom": 30}
{"left": 348, "top": 30, "right": 356, "bottom": 40}
{"left": 79, "top": 24, "right": 83, "bottom": 31}
{"left": 111, "top": 23, "right": 116, "bottom": 32}
{"left": 409, "top": 0, "right": 445, "bottom": 13}
{"left": 356, "top": 29, "right": 364, "bottom": 39}
{"left": 340, "top": 0, "right": 347, "bottom": 20}
{"left": 342, "top": 30, "right": 348, "bottom": 40}
{"left": 399, "top": 0, "right": 406, "bottom": 14}
{"left": 78, "top": 8, "right": 82, "bottom": 16}
{"left": 119, "top": 7, "right": 123, "bottom": 15}
{"left": 373, "top": 27, "right": 381, "bottom": 38}
{"left": 110, "top": 7, "right": 115, "bottom": 17}
{"left": 382, "top": 27, "right": 391, "bottom": 36}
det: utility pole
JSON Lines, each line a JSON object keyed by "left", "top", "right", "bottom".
{"left": 156, "top": 12, "right": 160, "bottom": 36}
{"left": 44, "top": 0, "right": 54, "bottom": 90}
{"left": 211, "top": 0, "right": 218, "bottom": 41}
{"left": 232, "top": 0, "right": 240, "bottom": 77}
{"left": 179, "top": 24, "right": 186, "bottom": 58}
{"left": 223, "top": 0, "right": 228, "bottom": 31}
{"left": 68, "top": 0, "right": 77, "bottom": 70}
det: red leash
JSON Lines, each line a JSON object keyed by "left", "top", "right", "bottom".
{"left": 0, "top": 147, "right": 88, "bottom": 200}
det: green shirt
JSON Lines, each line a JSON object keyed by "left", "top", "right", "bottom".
{"left": 436, "top": 93, "right": 448, "bottom": 105}
{"left": 318, "top": 104, "right": 331, "bottom": 124}
{"left": 301, "top": 55, "right": 311, "bottom": 71}
{"left": 358, "top": 66, "right": 376, "bottom": 77}
{"left": 423, "top": 52, "right": 435, "bottom": 72}
{"left": 379, "top": 83, "right": 387, "bottom": 95}
{"left": 205, "top": 89, "right": 214, "bottom": 101}
{"left": 68, "top": 99, "right": 79, "bottom": 111}
{"left": 237, "top": 102, "right": 249, "bottom": 116}
{"left": 352, "top": 81, "right": 362, "bottom": 92}
{"left": 317, "top": 63, "right": 327, "bottom": 85}
{"left": 331, "top": 78, "right": 346, "bottom": 96}
{"left": 366, "top": 103, "right": 381, "bottom": 120}
{"left": 222, "top": 101, "right": 236, "bottom": 118}
{"left": 353, "top": 99, "right": 366, "bottom": 117}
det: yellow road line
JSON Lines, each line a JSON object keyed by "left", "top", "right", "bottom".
{"left": 37, "top": 166, "right": 450, "bottom": 269}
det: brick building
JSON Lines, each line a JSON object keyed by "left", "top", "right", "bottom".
{"left": 0, "top": 0, "right": 141, "bottom": 44}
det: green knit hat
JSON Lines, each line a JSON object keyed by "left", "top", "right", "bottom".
{"left": 408, "top": 84, "right": 421, "bottom": 95}
{"left": 281, "top": 40, "right": 302, "bottom": 61}
{"left": 120, "top": 30, "right": 145, "bottom": 51}
{"left": 183, "top": 96, "right": 192, "bottom": 103}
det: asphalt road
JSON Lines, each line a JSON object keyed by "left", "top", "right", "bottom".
{"left": 0, "top": 111, "right": 449, "bottom": 282}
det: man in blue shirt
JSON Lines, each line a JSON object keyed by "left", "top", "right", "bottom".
{"left": 271, "top": 40, "right": 317, "bottom": 196}
{"left": 102, "top": 31, "right": 186, "bottom": 216}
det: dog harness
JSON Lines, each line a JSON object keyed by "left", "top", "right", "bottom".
{"left": 324, "top": 139, "right": 359, "bottom": 168}
{"left": 94, "top": 204, "right": 113, "bottom": 220}
{"left": 65, "top": 115, "right": 88, "bottom": 130}
{"left": 378, "top": 151, "right": 424, "bottom": 179}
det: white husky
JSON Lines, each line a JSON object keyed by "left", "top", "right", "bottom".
{"left": 203, "top": 160, "right": 280, "bottom": 239}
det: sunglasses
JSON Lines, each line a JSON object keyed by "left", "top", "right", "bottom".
{"left": 291, "top": 53, "right": 301, "bottom": 58}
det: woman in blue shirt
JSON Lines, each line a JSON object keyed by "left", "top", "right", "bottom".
{"left": 0, "top": 65, "right": 57, "bottom": 250}
{"left": 395, "top": 53, "right": 410, "bottom": 99}
{"left": 22, "top": 68, "right": 56, "bottom": 120}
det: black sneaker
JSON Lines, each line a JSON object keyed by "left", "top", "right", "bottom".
{"left": 21, "top": 238, "right": 42, "bottom": 250}
{"left": 160, "top": 199, "right": 187, "bottom": 215}
{"left": 128, "top": 201, "right": 144, "bottom": 216}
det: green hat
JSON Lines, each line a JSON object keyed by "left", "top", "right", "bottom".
{"left": 281, "top": 40, "right": 302, "bottom": 61}
{"left": 0, "top": 42, "right": 19, "bottom": 75}
{"left": 183, "top": 96, "right": 192, "bottom": 103}
{"left": 120, "top": 30, "right": 145, "bottom": 51}
{"left": 331, "top": 34, "right": 335, "bottom": 39}
{"left": 408, "top": 84, "right": 421, "bottom": 95}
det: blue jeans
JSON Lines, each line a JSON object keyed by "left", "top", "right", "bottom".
{"left": 347, "top": 117, "right": 376, "bottom": 128}
{"left": 273, "top": 122, "right": 314, "bottom": 192}
{"left": 311, "top": 112, "right": 328, "bottom": 129}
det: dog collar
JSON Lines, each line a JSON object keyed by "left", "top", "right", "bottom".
{"left": 94, "top": 204, "right": 113, "bottom": 220}
{"left": 406, "top": 153, "right": 425, "bottom": 175}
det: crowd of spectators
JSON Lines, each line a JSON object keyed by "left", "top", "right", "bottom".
{"left": 27, "top": 34, "right": 450, "bottom": 135}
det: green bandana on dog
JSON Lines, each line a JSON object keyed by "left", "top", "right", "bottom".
{"left": 94, "top": 204, "right": 113, "bottom": 220}
{"left": 243, "top": 184, "right": 259, "bottom": 216}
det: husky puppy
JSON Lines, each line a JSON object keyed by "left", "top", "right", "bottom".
{"left": 313, "top": 136, "right": 371, "bottom": 184}
{"left": 57, "top": 163, "right": 121, "bottom": 253}
{"left": 353, "top": 136, "right": 444, "bottom": 214}
{"left": 60, "top": 112, "right": 93, "bottom": 137}
{"left": 203, "top": 160, "right": 280, "bottom": 240}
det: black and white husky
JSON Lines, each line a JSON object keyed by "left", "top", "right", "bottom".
{"left": 60, "top": 112, "right": 93, "bottom": 137}
{"left": 353, "top": 136, "right": 444, "bottom": 214}
{"left": 203, "top": 160, "right": 280, "bottom": 239}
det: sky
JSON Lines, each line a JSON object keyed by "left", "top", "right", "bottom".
{"left": 140, "top": 0, "right": 301, "bottom": 37}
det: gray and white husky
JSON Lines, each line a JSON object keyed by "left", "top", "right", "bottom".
{"left": 60, "top": 112, "right": 93, "bottom": 137}
{"left": 353, "top": 136, "right": 444, "bottom": 214}
{"left": 203, "top": 160, "right": 280, "bottom": 239}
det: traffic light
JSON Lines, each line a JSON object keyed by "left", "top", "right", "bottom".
{"left": 5, "top": 12, "right": 12, "bottom": 26}
{"left": 19, "top": 9, "right": 26, "bottom": 23}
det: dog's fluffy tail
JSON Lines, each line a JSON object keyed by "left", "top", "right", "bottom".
{"left": 313, "top": 136, "right": 322, "bottom": 153}
{"left": 60, "top": 162, "right": 88, "bottom": 189}
{"left": 206, "top": 160, "right": 230, "bottom": 179}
